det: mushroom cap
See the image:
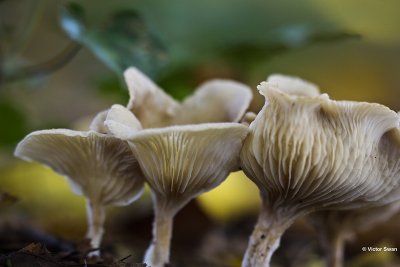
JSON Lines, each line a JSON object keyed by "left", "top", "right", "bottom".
{"left": 14, "top": 129, "right": 145, "bottom": 207}
{"left": 125, "top": 67, "right": 181, "bottom": 128}
{"left": 266, "top": 74, "right": 320, "bottom": 97}
{"left": 240, "top": 81, "right": 400, "bottom": 213}
{"left": 124, "top": 67, "right": 252, "bottom": 128}
{"left": 105, "top": 104, "right": 143, "bottom": 139}
{"left": 172, "top": 79, "right": 253, "bottom": 124}
{"left": 240, "top": 112, "right": 257, "bottom": 126}
{"left": 107, "top": 115, "right": 250, "bottom": 206}
{"left": 89, "top": 109, "right": 111, "bottom": 134}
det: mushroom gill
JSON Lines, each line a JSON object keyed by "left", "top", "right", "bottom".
{"left": 14, "top": 128, "right": 145, "bottom": 255}
{"left": 105, "top": 106, "right": 249, "bottom": 267}
{"left": 240, "top": 76, "right": 400, "bottom": 267}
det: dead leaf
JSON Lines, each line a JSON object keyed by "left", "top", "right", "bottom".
{"left": 19, "top": 242, "right": 50, "bottom": 255}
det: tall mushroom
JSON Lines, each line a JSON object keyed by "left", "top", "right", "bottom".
{"left": 105, "top": 105, "right": 250, "bottom": 267}
{"left": 14, "top": 124, "right": 145, "bottom": 255}
{"left": 240, "top": 76, "right": 400, "bottom": 267}
{"left": 312, "top": 201, "right": 400, "bottom": 267}
{"left": 124, "top": 67, "right": 253, "bottom": 127}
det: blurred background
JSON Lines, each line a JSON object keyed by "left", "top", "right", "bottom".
{"left": 1, "top": 0, "right": 400, "bottom": 266}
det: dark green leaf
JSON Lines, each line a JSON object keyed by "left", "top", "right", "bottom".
{"left": 96, "top": 75, "right": 129, "bottom": 104}
{"left": 0, "top": 100, "right": 28, "bottom": 147}
{"left": 218, "top": 26, "right": 361, "bottom": 68}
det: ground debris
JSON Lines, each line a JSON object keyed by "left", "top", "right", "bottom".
{"left": 19, "top": 242, "right": 50, "bottom": 254}
{"left": 0, "top": 242, "right": 147, "bottom": 267}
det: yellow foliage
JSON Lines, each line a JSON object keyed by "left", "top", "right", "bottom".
{"left": 0, "top": 161, "right": 86, "bottom": 239}
{"left": 197, "top": 171, "right": 260, "bottom": 223}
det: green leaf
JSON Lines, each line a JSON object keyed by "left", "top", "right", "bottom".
{"left": 219, "top": 25, "right": 361, "bottom": 67}
{"left": 0, "top": 100, "right": 28, "bottom": 147}
{"left": 59, "top": 2, "right": 167, "bottom": 77}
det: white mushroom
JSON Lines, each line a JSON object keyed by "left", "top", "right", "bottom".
{"left": 14, "top": 128, "right": 145, "bottom": 255}
{"left": 105, "top": 106, "right": 249, "bottom": 267}
{"left": 89, "top": 109, "right": 111, "bottom": 134}
{"left": 240, "top": 77, "right": 400, "bottom": 267}
{"left": 105, "top": 104, "right": 143, "bottom": 139}
{"left": 124, "top": 67, "right": 253, "bottom": 127}
{"left": 240, "top": 112, "right": 257, "bottom": 127}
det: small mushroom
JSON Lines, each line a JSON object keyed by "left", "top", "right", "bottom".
{"left": 240, "top": 112, "right": 257, "bottom": 127}
{"left": 89, "top": 109, "right": 111, "bottom": 134}
{"left": 312, "top": 201, "right": 400, "bottom": 267}
{"left": 240, "top": 76, "right": 400, "bottom": 267}
{"left": 124, "top": 67, "right": 253, "bottom": 127}
{"left": 105, "top": 104, "right": 143, "bottom": 139}
{"left": 105, "top": 106, "right": 249, "bottom": 267}
{"left": 14, "top": 127, "right": 145, "bottom": 255}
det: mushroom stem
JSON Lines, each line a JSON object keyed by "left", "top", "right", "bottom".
{"left": 242, "top": 203, "right": 296, "bottom": 267}
{"left": 86, "top": 200, "right": 106, "bottom": 256}
{"left": 324, "top": 230, "right": 345, "bottom": 267}
{"left": 144, "top": 197, "right": 176, "bottom": 267}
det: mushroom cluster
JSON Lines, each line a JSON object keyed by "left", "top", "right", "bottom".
{"left": 105, "top": 104, "right": 249, "bottom": 267}
{"left": 123, "top": 67, "right": 253, "bottom": 128}
{"left": 14, "top": 67, "right": 400, "bottom": 267}
{"left": 14, "top": 67, "right": 252, "bottom": 265}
